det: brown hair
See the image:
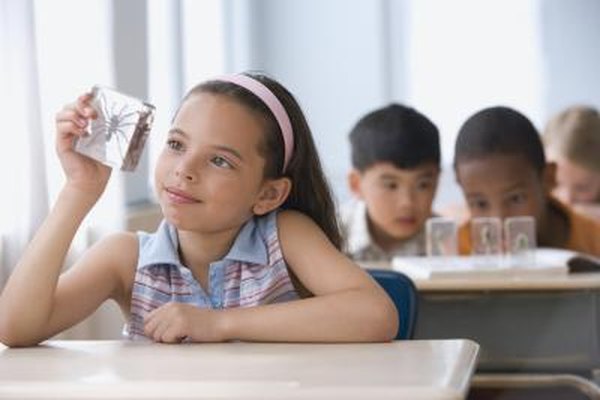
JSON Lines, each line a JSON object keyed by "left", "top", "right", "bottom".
{"left": 543, "top": 105, "right": 600, "bottom": 173}
{"left": 183, "top": 72, "right": 342, "bottom": 249}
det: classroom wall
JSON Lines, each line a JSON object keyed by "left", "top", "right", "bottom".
{"left": 112, "top": 0, "right": 151, "bottom": 205}
{"left": 104, "top": 0, "right": 600, "bottom": 212}
{"left": 218, "top": 0, "right": 600, "bottom": 212}
{"left": 225, "top": 0, "right": 393, "bottom": 205}
{"left": 540, "top": 0, "right": 600, "bottom": 117}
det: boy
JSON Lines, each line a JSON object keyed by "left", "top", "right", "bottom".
{"left": 454, "top": 106, "right": 600, "bottom": 256}
{"left": 543, "top": 105, "right": 600, "bottom": 219}
{"left": 340, "top": 103, "right": 440, "bottom": 262}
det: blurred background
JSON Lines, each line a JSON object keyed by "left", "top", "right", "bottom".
{"left": 1, "top": 0, "right": 599, "bottom": 338}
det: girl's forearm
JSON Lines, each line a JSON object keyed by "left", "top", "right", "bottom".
{"left": 0, "top": 185, "right": 98, "bottom": 344}
{"left": 217, "top": 288, "right": 398, "bottom": 343}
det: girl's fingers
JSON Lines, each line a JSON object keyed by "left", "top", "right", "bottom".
{"left": 56, "top": 112, "right": 89, "bottom": 140}
{"left": 152, "top": 320, "right": 169, "bottom": 342}
{"left": 145, "top": 302, "right": 173, "bottom": 323}
{"left": 56, "top": 109, "right": 88, "bottom": 128}
{"left": 56, "top": 93, "right": 97, "bottom": 123}
{"left": 56, "top": 121, "right": 87, "bottom": 139}
{"left": 77, "top": 92, "right": 93, "bottom": 103}
{"left": 143, "top": 320, "right": 156, "bottom": 337}
{"left": 76, "top": 92, "right": 97, "bottom": 119}
{"left": 162, "top": 326, "right": 185, "bottom": 343}
{"left": 75, "top": 101, "right": 97, "bottom": 120}
{"left": 143, "top": 309, "right": 161, "bottom": 336}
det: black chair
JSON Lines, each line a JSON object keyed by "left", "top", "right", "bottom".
{"left": 367, "top": 269, "right": 418, "bottom": 340}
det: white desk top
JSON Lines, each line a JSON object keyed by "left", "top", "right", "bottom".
{"left": 0, "top": 339, "right": 479, "bottom": 400}
{"left": 365, "top": 262, "right": 600, "bottom": 292}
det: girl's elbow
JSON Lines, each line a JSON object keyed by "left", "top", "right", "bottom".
{"left": 376, "top": 298, "right": 399, "bottom": 342}
{"left": 361, "top": 292, "right": 399, "bottom": 342}
{"left": 0, "top": 326, "right": 22, "bottom": 347}
{"left": 0, "top": 318, "right": 14, "bottom": 346}
{"left": 0, "top": 319, "right": 41, "bottom": 347}
{"left": 0, "top": 333, "right": 41, "bottom": 348}
{"left": 0, "top": 335, "right": 24, "bottom": 348}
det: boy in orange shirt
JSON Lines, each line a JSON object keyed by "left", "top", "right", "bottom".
{"left": 453, "top": 106, "right": 600, "bottom": 257}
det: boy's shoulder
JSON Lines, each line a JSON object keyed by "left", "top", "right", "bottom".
{"left": 556, "top": 200, "right": 600, "bottom": 257}
{"left": 339, "top": 199, "right": 427, "bottom": 261}
{"left": 338, "top": 199, "right": 366, "bottom": 237}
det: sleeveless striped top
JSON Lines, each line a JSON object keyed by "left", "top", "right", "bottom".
{"left": 125, "top": 211, "right": 300, "bottom": 340}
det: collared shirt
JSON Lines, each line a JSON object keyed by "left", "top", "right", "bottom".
{"left": 126, "top": 211, "right": 299, "bottom": 340}
{"left": 339, "top": 200, "right": 428, "bottom": 263}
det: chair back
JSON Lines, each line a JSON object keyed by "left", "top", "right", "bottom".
{"left": 367, "top": 269, "right": 418, "bottom": 340}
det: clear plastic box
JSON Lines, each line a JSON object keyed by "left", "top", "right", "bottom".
{"left": 471, "top": 217, "right": 503, "bottom": 255}
{"left": 504, "top": 215, "right": 537, "bottom": 266}
{"left": 75, "top": 85, "right": 155, "bottom": 171}
{"left": 426, "top": 217, "right": 458, "bottom": 256}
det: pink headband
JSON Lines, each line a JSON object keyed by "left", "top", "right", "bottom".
{"left": 214, "top": 74, "right": 294, "bottom": 173}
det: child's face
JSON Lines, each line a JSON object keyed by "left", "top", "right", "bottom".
{"left": 456, "top": 154, "right": 550, "bottom": 222}
{"left": 154, "top": 93, "right": 271, "bottom": 232}
{"left": 350, "top": 162, "right": 439, "bottom": 244}
{"left": 552, "top": 156, "right": 600, "bottom": 204}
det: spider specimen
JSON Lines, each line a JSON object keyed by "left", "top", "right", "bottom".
{"left": 92, "top": 88, "right": 141, "bottom": 162}
{"left": 75, "top": 86, "right": 154, "bottom": 170}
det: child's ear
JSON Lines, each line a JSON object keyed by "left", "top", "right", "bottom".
{"left": 542, "top": 161, "right": 557, "bottom": 194}
{"left": 252, "top": 177, "right": 292, "bottom": 216}
{"left": 348, "top": 169, "right": 364, "bottom": 199}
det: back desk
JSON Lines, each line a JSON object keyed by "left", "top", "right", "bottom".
{"left": 409, "top": 271, "right": 600, "bottom": 380}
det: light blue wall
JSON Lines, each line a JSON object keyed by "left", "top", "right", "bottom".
{"left": 218, "top": 0, "right": 600, "bottom": 210}
{"left": 225, "top": 0, "right": 395, "bottom": 204}
{"left": 117, "top": 0, "right": 600, "bottom": 210}
{"left": 112, "top": 0, "right": 150, "bottom": 205}
{"left": 540, "top": 0, "right": 600, "bottom": 118}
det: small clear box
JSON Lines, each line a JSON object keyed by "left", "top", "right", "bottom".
{"left": 471, "top": 217, "right": 502, "bottom": 255}
{"left": 504, "top": 216, "right": 537, "bottom": 264}
{"left": 75, "top": 85, "right": 155, "bottom": 171}
{"left": 426, "top": 217, "right": 458, "bottom": 256}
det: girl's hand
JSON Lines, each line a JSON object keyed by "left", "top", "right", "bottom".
{"left": 143, "top": 302, "right": 226, "bottom": 343}
{"left": 55, "top": 93, "right": 111, "bottom": 198}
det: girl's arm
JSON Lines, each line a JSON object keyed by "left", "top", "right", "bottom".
{"left": 149, "top": 210, "right": 397, "bottom": 343}
{"left": 0, "top": 95, "right": 135, "bottom": 347}
{"left": 0, "top": 205, "right": 137, "bottom": 346}
{"left": 217, "top": 210, "right": 398, "bottom": 342}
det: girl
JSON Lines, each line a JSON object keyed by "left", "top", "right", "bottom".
{"left": 0, "top": 73, "right": 397, "bottom": 346}
{"left": 543, "top": 105, "right": 600, "bottom": 219}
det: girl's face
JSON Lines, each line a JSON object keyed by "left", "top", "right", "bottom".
{"left": 552, "top": 156, "right": 600, "bottom": 204}
{"left": 154, "top": 92, "right": 270, "bottom": 233}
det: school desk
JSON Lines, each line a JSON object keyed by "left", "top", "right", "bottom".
{"left": 406, "top": 271, "right": 600, "bottom": 381}
{"left": 0, "top": 339, "right": 479, "bottom": 400}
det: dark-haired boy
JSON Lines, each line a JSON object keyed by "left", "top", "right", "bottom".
{"left": 340, "top": 103, "right": 441, "bottom": 262}
{"left": 454, "top": 106, "right": 600, "bottom": 256}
